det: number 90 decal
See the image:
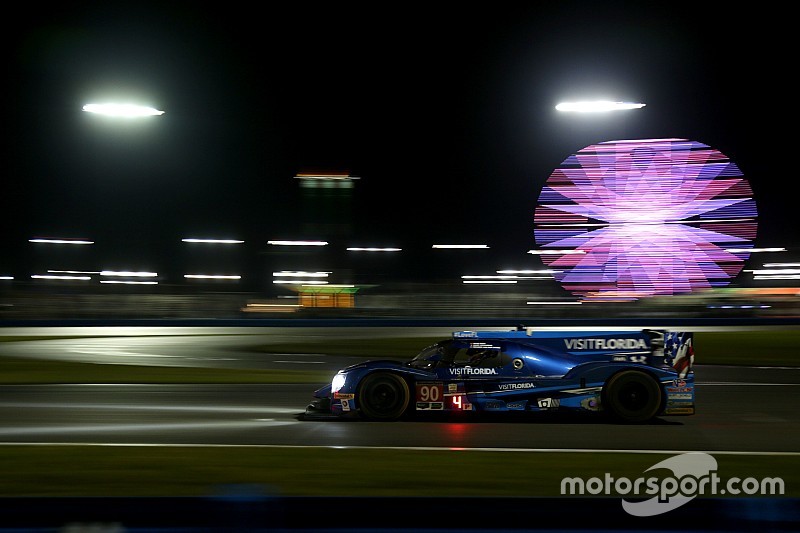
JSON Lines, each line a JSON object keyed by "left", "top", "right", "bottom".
{"left": 415, "top": 382, "right": 473, "bottom": 411}
{"left": 416, "top": 383, "right": 443, "bottom": 402}
{"left": 415, "top": 382, "right": 445, "bottom": 411}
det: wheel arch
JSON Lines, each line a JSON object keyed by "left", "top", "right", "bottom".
{"left": 356, "top": 370, "right": 413, "bottom": 420}
{"left": 600, "top": 367, "right": 666, "bottom": 423}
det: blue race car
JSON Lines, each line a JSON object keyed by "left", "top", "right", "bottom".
{"left": 304, "top": 327, "right": 695, "bottom": 423}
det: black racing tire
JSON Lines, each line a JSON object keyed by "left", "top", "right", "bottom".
{"left": 602, "top": 370, "right": 663, "bottom": 424}
{"left": 357, "top": 372, "right": 410, "bottom": 420}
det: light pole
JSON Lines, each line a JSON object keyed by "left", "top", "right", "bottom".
{"left": 82, "top": 103, "right": 165, "bottom": 117}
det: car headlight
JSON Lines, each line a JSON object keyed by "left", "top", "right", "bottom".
{"left": 331, "top": 372, "right": 346, "bottom": 393}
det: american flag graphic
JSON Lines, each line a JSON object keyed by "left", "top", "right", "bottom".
{"left": 666, "top": 332, "right": 694, "bottom": 378}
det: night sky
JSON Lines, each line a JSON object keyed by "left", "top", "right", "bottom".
{"left": 3, "top": 2, "right": 794, "bottom": 290}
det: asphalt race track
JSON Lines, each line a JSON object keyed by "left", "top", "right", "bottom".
{"left": 0, "top": 327, "right": 798, "bottom": 452}
{"left": 0, "top": 371, "right": 798, "bottom": 452}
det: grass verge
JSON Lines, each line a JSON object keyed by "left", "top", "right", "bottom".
{"left": 2, "top": 331, "right": 797, "bottom": 385}
{"left": 0, "top": 445, "right": 796, "bottom": 497}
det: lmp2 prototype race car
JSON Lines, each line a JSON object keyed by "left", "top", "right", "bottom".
{"left": 305, "top": 327, "right": 695, "bottom": 423}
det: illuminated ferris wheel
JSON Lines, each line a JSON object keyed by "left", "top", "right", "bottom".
{"left": 533, "top": 138, "right": 758, "bottom": 301}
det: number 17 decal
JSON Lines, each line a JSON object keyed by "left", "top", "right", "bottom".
{"left": 537, "top": 398, "right": 560, "bottom": 408}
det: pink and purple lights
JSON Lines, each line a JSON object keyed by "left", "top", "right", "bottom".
{"left": 534, "top": 138, "right": 757, "bottom": 301}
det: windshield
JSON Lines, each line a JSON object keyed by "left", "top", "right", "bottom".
{"left": 407, "top": 341, "right": 450, "bottom": 369}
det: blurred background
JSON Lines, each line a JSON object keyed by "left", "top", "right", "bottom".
{"left": 2, "top": 2, "right": 797, "bottom": 321}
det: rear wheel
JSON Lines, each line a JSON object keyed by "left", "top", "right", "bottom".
{"left": 358, "top": 372, "right": 410, "bottom": 420}
{"left": 602, "top": 370, "right": 663, "bottom": 423}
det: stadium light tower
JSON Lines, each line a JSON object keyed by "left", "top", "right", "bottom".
{"left": 82, "top": 103, "right": 165, "bottom": 117}
{"left": 555, "top": 100, "right": 645, "bottom": 112}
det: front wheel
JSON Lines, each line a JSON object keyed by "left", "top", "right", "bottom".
{"left": 358, "top": 372, "right": 410, "bottom": 420}
{"left": 602, "top": 370, "right": 663, "bottom": 423}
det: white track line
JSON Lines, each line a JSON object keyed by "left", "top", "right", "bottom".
{"left": 0, "top": 443, "right": 798, "bottom": 456}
